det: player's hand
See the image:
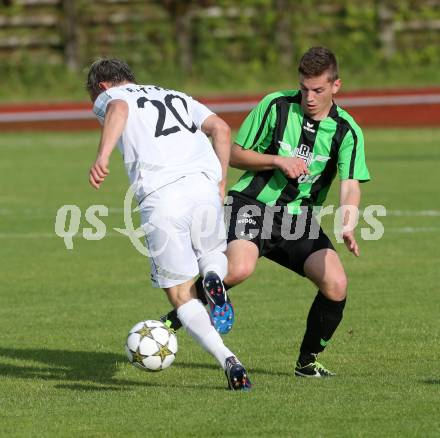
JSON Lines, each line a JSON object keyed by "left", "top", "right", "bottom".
{"left": 343, "top": 230, "right": 360, "bottom": 257}
{"left": 89, "top": 156, "right": 110, "bottom": 189}
{"left": 274, "top": 156, "right": 309, "bottom": 179}
{"left": 219, "top": 179, "right": 227, "bottom": 200}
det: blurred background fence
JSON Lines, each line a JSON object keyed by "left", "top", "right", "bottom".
{"left": 0, "top": 0, "right": 439, "bottom": 100}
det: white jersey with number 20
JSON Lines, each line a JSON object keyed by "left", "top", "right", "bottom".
{"left": 93, "top": 83, "right": 222, "bottom": 202}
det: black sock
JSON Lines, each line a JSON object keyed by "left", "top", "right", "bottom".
{"left": 161, "top": 308, "right": 182, "bottom": 331}
{"left": 298, "top": 291, "right": 346, "bottom": 364}
{"left": 195, "top": 277, "right": 207, "bottom": 305}
{"left": 161, "top": 278, "right": 233, "bottom": 331}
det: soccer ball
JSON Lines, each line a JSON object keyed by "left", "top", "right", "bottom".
{"left": 125, "top": 320, "right": 178, "bottom": 371}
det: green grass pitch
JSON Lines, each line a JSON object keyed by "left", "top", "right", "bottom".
{"left": 0, "top": 128, "right": 439, "bottom": 437}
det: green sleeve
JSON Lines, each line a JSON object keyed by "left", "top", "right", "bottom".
{"left": 338, "top": 126, "right": 370, "bottom": 182}
{"left": 235, "top": 94, "right": 277, "bottom": 153}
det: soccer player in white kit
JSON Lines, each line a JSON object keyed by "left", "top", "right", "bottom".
{"left": 86, "top": 58, "right": 251, "bottom": 390}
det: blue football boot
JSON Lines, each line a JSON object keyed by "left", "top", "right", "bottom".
{"left": 202, "top": 271, "right": 234, "bottom": 335}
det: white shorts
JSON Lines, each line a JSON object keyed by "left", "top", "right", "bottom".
{"left": 139, "top": 173, "right": 227, "bottom": 288}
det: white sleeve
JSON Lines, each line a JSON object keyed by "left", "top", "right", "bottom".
{"left": 190, "top": 98, "right": 215, "bottom": 130}
{"left": 93, "top": 88, "right": 128, "bottom": 124}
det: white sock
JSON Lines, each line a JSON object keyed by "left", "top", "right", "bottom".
{"left": 177, "top": 299, "right": 234, "bottom": 369}
{"left": 198, "top": 252, "right": 228, "bottom": 280}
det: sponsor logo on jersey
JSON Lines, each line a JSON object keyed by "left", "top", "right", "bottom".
{"left": 294, "top": 144, "right": 313, "bottom": 166}
{"left": 237, "top": 212, "right": 257, "bottom": 225}
{"left": 304, "top": 121, "right": 316, "bottom": 133}
{"left": 279, "top": 140, "right": 294, "bottom": 155}
{"left": 314, "top": 154, "right": 331, "bottom": 162}
{"left": 279, "top": 141, "right": 331, "bottom": 165}
{"left": 239, "top": 230, "right": 255, "bottom": 239}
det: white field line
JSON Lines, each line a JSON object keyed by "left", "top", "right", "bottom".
{"left": 383, "top": 210, "right": 440, "bottom": 216}
{"left": 111, "top": 208, "right": 440, "bottom": 216}
{"left": 390, "top": 227, "right": 440, "bottom": 233}
{"left": 2, "top": 208, "right": 440, "bottom": 216}
{"left": 210, "top": 94, "right": 440, "bottom": 111}
{"left": 1, "top": 94, "right": 440, "bottom": 123}
{"left": 0, "top": 232, "right": 126, "bottom": 239}
{"left": 0, "top": 209, "right": 438, "bottom": 239}
{"left": 0, "top": 109, "right": 93, "bottom": 123}
{"left": 0, "top": 227, "right": 439, "bottom": 239}
{"left": 335, "top": 94, "right": 440, "bottom": 107}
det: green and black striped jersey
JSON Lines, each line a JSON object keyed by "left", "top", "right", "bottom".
{"left": 229, "top": 90, "right": 370, "bottom": 214}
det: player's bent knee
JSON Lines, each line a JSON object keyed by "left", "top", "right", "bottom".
{"left": 226, "top": 261, "right": 255, "bottom": 286}
{"left": 321, "top": 274, "right": 348, "bottom": 301}
{"left": 332, "top": 275, "right": 348, "bottom": 300}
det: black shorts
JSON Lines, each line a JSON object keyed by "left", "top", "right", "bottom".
{"left": 226, "top": 192, "right": 335, "bottom": 277}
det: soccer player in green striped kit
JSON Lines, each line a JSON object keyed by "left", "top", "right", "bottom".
{"left": 163, "top": 46, "right": 370, "bottom": 377}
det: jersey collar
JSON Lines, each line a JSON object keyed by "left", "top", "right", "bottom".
{"left": 328, "top": 102, "right": 338, "bottom": 119}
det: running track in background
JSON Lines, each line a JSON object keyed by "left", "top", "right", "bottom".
{"left": 0, "top": 87, "right": 439, "bottom": 131}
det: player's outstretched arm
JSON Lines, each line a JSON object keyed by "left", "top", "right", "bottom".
{"left": 339, "top": 179, "right": 361, "bottom": 256}
{"left": 89, "top": 100, "right": 128, "bottom": 189}
{"left": 230, "top": 144, "right": 309, "bottom": 179}
{"left": 201, "top": 115, "right": 231, "bottom": 199}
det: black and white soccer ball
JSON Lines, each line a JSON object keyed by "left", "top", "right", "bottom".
{"left": 125, "top": 320, "right": 178, "bottom": 371}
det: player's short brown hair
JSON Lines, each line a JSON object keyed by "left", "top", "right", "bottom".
{"left": 86, "top": 58, "right": 136, "bottom": 100}
{"left": 298, "top": 47, "right": 339, "bottom": 82}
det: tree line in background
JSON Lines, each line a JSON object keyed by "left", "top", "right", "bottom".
{"left": 0, "top": 0, "right": 439, "bottom": 98}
